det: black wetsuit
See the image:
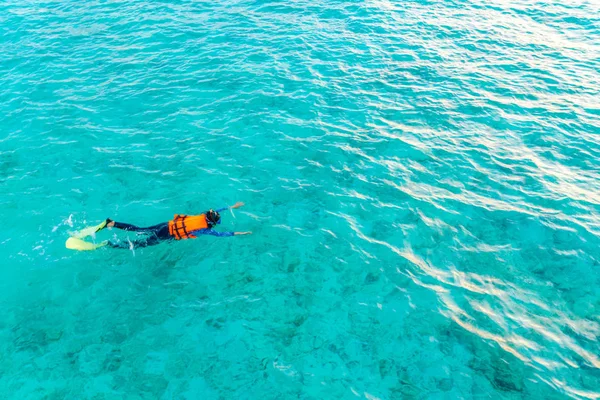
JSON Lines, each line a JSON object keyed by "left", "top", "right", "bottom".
{"left": 107, "top": 222, "right": 170, "bottom": 249}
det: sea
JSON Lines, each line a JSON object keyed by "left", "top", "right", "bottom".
{"left": 1, "top": 0, "right": 599, "bottom": 398}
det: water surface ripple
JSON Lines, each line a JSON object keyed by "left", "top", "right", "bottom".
{"left": 1, "top": 0, "right": 599, "bottom": 398}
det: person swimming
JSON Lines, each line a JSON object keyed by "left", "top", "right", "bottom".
{"left": 67, "top": 202, "right": 251, "bottom": 250}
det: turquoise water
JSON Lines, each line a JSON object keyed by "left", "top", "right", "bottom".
{"left": 1, "top": 0, "right": 599, "bottom": 398}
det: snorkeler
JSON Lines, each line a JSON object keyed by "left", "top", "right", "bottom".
{"left": 65, "top": 202, "right": 251, "bottom": 251}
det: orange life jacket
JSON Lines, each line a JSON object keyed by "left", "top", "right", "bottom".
{"left": 168, "top": 214, "right": 209, "bottom": 240}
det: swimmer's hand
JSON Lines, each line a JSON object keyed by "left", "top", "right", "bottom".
{"left": 234, "top": 231, "right": 252, "bottom": 236}
{"left": 231, "top": 202, "right": 245, "bottom": 209}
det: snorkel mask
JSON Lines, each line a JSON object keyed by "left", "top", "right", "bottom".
{"left": 206, "top": 209, "right": 221, "bottom": 226}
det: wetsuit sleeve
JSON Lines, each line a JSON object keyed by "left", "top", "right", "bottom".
{"left": 215, "top": 206, "right": 229, "bottom": 213}
{"left": 191, "top": 228, "right": 235, "bottom": 237}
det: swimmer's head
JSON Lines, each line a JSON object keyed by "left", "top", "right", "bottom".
{"left": 206, "top": 209, "right": 221, "bottom": 226}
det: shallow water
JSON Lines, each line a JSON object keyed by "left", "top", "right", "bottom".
{"left": 1, "top": 0, "right": 599, "bottom": 398}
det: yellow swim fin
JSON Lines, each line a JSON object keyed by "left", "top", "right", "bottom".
{"left": 72, "top": 220, "right": 108, "bottom": 239}
{"left": 66, "top": 237, "right": 108, "bottom": 251}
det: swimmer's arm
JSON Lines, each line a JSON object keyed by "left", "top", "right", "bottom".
{"left": 216, "top": 202, "right": 245, "bottom": 212}
{"left": 192, "top": 229, "right": 251, "bottom": 237}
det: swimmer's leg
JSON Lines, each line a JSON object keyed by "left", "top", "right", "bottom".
{"left": 106, "top": 220, "right": 165, "bottom": 233}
